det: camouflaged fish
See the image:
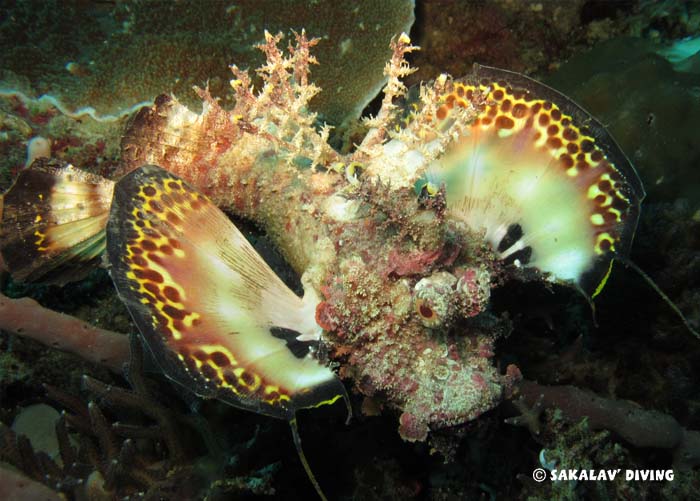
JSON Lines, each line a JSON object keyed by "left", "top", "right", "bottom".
{"left": 0, "top": 33, "right": 651, "bottom": 498}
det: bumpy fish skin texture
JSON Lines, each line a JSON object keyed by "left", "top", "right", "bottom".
{"left": 0, "top": 34, "right": 641, "bottom": 441}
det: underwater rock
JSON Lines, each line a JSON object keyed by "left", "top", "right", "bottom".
{"left": 0, "top": 95, "right": 126, "bottom": 192}
{"left": 409, "top": 0, "right": 593, "bottom": 83}
{"left": 0, "top": 0, "right": 414, "bottom": 127}
{"left": 11, "top": 403, "right": 61, "bottom": 460}
{"left": 0, "top": 1, "right": 414, "bottom": 194}
{"left": 547, "top": 37, "right": 700, "bottom": 202}
{"left": 632, "top": 199, "right": 700, "bottom": 335}
{"left": 656, "top": 35, "right": 700, "bottom": 73}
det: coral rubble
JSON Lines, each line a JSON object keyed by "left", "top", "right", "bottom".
{"left": 0, "top": 335, "right": 280, "bottom": 499}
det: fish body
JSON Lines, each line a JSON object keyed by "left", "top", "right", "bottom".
{"left": 0, "top": 35, "right": 643, "bottom": 444}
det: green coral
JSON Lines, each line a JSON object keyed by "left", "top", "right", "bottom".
{"left": 0, "top": 0, "right": 415, "bottom": 127}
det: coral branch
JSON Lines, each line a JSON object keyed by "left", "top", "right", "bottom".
{"left": 0, "top": 465, "right": 62, "bottom": 501}
{"left": 0, "top": 291, "right": 129, "bottom": 372}
{"left": 82, "top": 335, "right": 187, "bottom": 463}
{"left": 513, "top": 380, "right": 700, "bottom": 469}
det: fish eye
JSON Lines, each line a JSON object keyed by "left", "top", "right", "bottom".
{"left": 418, "top": 182, "right": 439, "bottom": 202}
{"left": 415, "top": 297, "right": 439, "bottom": 326}
{"left": 418, "top": 302, "right": 435, "bottom": 319}
{"left": 346, "top": 162, "right": 364, "bottom": 184}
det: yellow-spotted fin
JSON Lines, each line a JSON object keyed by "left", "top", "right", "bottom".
{"left": 0, "top": 159, "right": 114, "bottom": 284}
{"left": 426, "top": 65, "right": 645, "bottom": 296}
{"left": 106, "top": 165, "right": 348, "bottom": 499}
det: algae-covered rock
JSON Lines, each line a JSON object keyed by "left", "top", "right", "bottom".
{"left": 11, "top": 403, "right": 61, "bottom": 459}
{"left": 547, "top": 38, "right": 700, "bottom": 202}
{"left": 0, "top": 0, "right": 414, "bottom": 127}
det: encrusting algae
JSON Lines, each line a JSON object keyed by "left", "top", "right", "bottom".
{"left": 0, "top": 30, "right": 664, "bottom": 498}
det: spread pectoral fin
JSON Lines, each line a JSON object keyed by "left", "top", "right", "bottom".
{"left": 105, "top": 165, "right": 346, "bottom": 420}
{"left": 0, "top": 159, "right": 114, "bottom": 284}
{"left": 427, "top": 65, "right": 644, "bottom": 296}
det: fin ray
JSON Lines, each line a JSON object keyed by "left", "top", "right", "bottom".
{"left": 0, "top": 159, "right": 114, "bottom": 284}
{"left": 427, "top": 65, "right": 644, "bottom": 294}
{"left": 290, "top": 417, "right": 329, "bottom": 501}
{"left": 106, "top": 165, "right": 346, "bottom": 420}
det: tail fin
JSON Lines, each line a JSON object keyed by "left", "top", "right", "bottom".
{"left": 0, "top": 159, "right": 114, "bottom": 285}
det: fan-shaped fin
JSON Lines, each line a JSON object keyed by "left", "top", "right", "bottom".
{"left": 106, "top": 165, "right": 347, "bottom": 420}
{"left": 425, "top": 65, "right": 644, "bottom": 295}
{"left": 0, "top": 159, "right": 114, "bottom": 284}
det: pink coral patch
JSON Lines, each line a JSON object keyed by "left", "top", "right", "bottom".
{"left": 385, "top": 249, "right": 441, "bottom": 277}
{"left": 315, "top": 301, "right": 338, "bottom": 331}
{"left": 398, "top": 412, "right": 429, "bottom": 442}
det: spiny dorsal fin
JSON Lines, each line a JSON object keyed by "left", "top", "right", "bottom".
{"left": 0, "top": 159, "right": 114, "bottom": 284}
{"left": 425, "top": 65, "right": 644, "bottom": 296}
